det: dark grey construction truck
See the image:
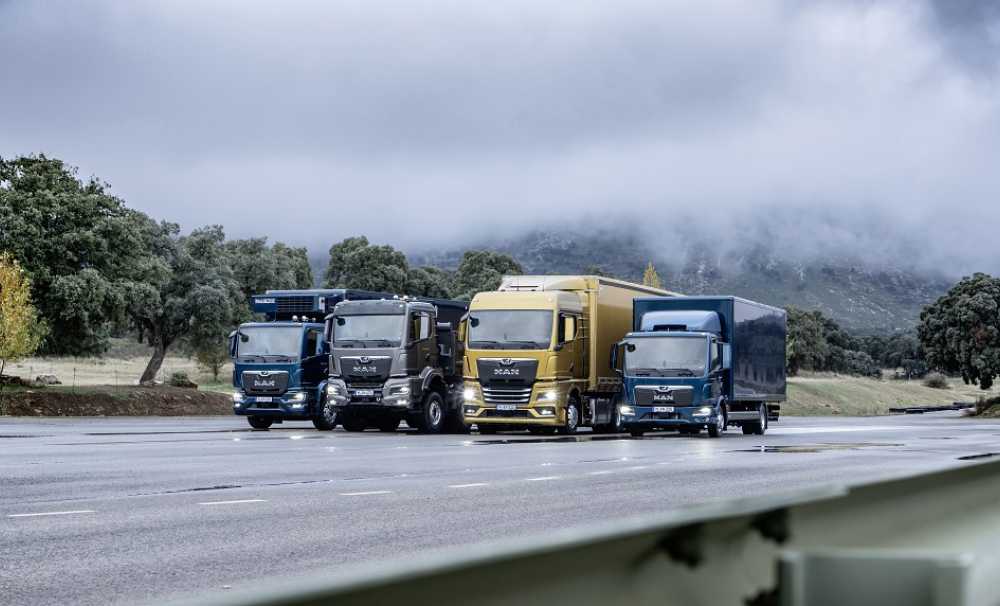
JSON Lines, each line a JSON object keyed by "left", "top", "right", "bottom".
{"left": 323, "top": 297, "right": 469, "bottom": 433}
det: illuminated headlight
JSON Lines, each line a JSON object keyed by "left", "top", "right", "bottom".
{"left": 619, "top": 405, "right": 635, "bottom": 416}
{"left": 536, "top": 390, "right": 558, "bottom": 403}
{"left": 535, "top": 407, "right": 556, "bottom": 417}
{"left": 326, "top": 384, "right": 344, "bottom": 396}
{"left": 464, "top": 406, "right": 478, "bottom": 415}
{"left": 387, "top": 385, "right": 411, "bottom": 396}
{"left": 232, "top": 392, "right": 244, "bottom": 407}
{"left": 463, "top": 387, "right": 476, "bottom": 402}
{"left": 289, "top": 392, "right": 307, "bottom": 402}
{"left": 695, "top": 406, "right": 713, "bottom": 416}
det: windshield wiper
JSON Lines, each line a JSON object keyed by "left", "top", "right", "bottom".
{"left": 359, "top": 339, "right": 395, "bottom": 347}
{"left": 502, "top": 340, "right": 546, "bottom": 349}
{"left": 662, "top": 368, "right": 697, "bottom": 377}
{"left": 629, "top": 367, "right": 661, "bottom": 376}
{"left": 470, "top": 340, "right": 502, "bottom": 349}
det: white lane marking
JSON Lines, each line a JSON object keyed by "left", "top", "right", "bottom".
{"left": 340, "top": 490, "right": 392, "bottom": 496}
{"left": 588, "top": 470, "right": 614, "bottom": 476}
{"left": 770, "top": 426, "right": 911, "bottom": 435}
{"left": 525, "top": 476, "right": 560, "bottom": 482}
{"left": 7, "top": 509, "right": 95, "bottom": 518}
{"left": 625, "top": 465, "right": 650, "bottom": 471}
{"left": 198, "top": 499, "right": 267, "bottom": 506}
{"left": 449, "top": 483, "right": 489, "bottom": 489}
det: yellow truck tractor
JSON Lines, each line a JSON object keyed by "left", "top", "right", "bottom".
{"left": 462, "top": 275, "right": 678, "bottom": 434}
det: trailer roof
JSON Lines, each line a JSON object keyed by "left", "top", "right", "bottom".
{"left": 499, "top": 275, "right": 681, "bottom": 297}
{"left": 633, "top": 295, "right": 786, "bottom": 315}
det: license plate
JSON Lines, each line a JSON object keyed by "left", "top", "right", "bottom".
{"left": 354, "top": 389, "right": 375, "bottom": 396}
{"left": 255, "top": 396, "right": 273, "bottom": 403}
{"left": 653, "top": 406, "right": 674, "bottom": 413}
{"left": 496, "top": 404, "right": 517, "bottom": 411}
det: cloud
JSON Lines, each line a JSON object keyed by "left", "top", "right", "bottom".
{"left": 1, "top": 0, "right": 998, "bottom": 275}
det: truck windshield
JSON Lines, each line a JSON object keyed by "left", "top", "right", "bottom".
{"left": 625, "top": 337, "right": 708, "bottom": 377}
{"left": 468, "top": 310, "right": 553, "bottom": 350}
{"left": 333, "top": 314, "right": 404, "bottom": 347}
{"left": 237, "top": 326, "right": 302, "bottom": 359}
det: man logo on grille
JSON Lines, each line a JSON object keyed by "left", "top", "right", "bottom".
{"left": 359, "top": 356, "right": 371, "bottom": 364}
{"left": 500, "top": 358, "right": 514, "bottom": 366}
{"left": 657, "top": 386, "right": 673, "bottom": 393}
{"left": 259, "top": 371, "right": 271, "bottom": 377}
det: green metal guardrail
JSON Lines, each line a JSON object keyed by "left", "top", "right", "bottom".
{"left": 172, "top": 459, "right": 1000, "bottom": 606}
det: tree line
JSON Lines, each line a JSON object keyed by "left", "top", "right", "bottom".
{"left": 3, "top": 154, "right": 999, "bottom": 391}
{"left": 0, "top": 155, "right": 520, "bottom": 383}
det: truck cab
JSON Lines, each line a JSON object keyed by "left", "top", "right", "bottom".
{"left": 230, "top": 289, "right": 393, "bottom": 430}
{"left": 615, "top": 311, "right": 729, "bottom": 437}
{"left": 615, "top": 296, "right": 786, "bottom": 438}
{"left": 324, "top": 297, "right": 469, "bottom": 433}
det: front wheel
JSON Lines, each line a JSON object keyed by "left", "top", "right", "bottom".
{"left": 415, "top": 392, "right": 445, "bottom": 434}
{"left": 247, "top": 416, "right": 273, "bottom": 430}
{"left": 312, "top": 403, "right": 338, "bottom": 431}
{"left": 557, "top": 401, "right": 580, "bottom": 435}
{"left": 707, "top": 403, "right": 726, "bottom": 438}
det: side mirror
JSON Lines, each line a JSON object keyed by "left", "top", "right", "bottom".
{"left": 469, "top": 316, "right": 480, "bottom": 328}
{"left": 564, "top": 316, "right": 576, "bottom": 341}
{"left": 228, "top": 331, "right": 237, "bottom": 359}
{"left": 457, "top": 317, "right": 467, "bottom": 343}
{"left": 722, "top": 343, "right": 732, "bottom": 370}
{"left": 610, "top": 342, "right": 622, "bottom": 375}
{"left": 336, "top": 317, "right": 346, "bottom": 326}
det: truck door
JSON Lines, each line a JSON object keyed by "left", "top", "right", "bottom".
{"left": 301, "top": 328, "right": 326, "bottom": 387}
{"left": 708, "top": 337, "right": 723, "bottom": 401}
{"left": 554, "top": 313, "right": 580, "bottom": 380}
{"left": 409, "top": 311, "right": 436, "bottom": 371}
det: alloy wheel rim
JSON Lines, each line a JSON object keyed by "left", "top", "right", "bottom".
{"left": 430, "top": 401, "right": 442, "bottom": 425}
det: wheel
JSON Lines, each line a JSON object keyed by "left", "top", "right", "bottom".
{"left": 707, "top": 403, "right": 726, "bottom": 438}
{"left": 377, "top": 417, "right": 400, "bottom": 433}
{"left": 557, "top": 399, "right": 580, "bottom": 435}
{"left": 629, "top": 429, "right": 644, "bottom": 437}
{"left": 341, "top": 413, "right": 367, "bottom": 432}
{"left": 477, "top": 424, "right": 498, "bottom": 434}
{"left": 593, "top": 403, "right": 624, "bottom": 434}
{"left": 742, "top": 403, "right": 768, "bottom": 435}
{"left": 247, "top": 416, "right": 273, "bottom": 430}
{"left": 415, "top": 392, "right": 445, "bottom": 434}
{"left": 312, "top": 403, "right": 338, "bottom": 431}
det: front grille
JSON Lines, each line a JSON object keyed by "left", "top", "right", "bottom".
{"left": 344, "top": 382, "right": 383, "bottom": 389}
{"left": 276, "top": 296, "right": 314, "bottom": 313}
{"left": 241, "top": 371, "right": 289, "bottom": 395}
{"left": 634, "top": 386, "right": 694, "bottom": 406}
{"left": 482, "top": 386, "right": 532, "bottom": 405}
{"left": 483, "top": 409, "right": 531, "bottom": 418}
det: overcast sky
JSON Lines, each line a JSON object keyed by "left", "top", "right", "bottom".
{"left": 2, "top": 0, "right": 998, "bottom": 273}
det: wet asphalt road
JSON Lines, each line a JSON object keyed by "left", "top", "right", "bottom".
{"left": 2, "top": 413, "right": 1000, "bottom": 605}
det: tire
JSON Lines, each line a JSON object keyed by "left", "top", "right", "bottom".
{"left": 557, "top": 399, "right": 580, "bottom": 435}
{"left": 415, "top": 392, "right": 445, "bottom": 434}
{"left": 247, "top": 416, "right": 273, "bottom": 430}
{"left": 312, "top": 403, "right": 338, "bottom": 431}
{"left": 742, "top": 403, "right": 768, "bottom": 435}
{"left": 341, "top": 413, "right": 367, "bottom": 432}
{"left": 707, "top": 403, "right": 726, "bottom": 438}
{"left": 377, "top": 417, "right": 400, "bottom": 433}
{"left": 629, "top": 429, "right": 644, "bottom": 438}
{"left": 593, "top": 404, "right": 624, "bottom": 434}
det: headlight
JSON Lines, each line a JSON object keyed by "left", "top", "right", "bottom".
{"left": 326, "top": 383, "right": 343, "bottom": 396}
{"left": 388, "top": 385, "right": 411, "bottom": 396}
{"left": 535, "top": 407, "right": 556, "bottom": 416}
{"left": 536, "top": 390, "right": 558, "bottom": 402}
{"left": 288, "top": 392, "right": 307, "bottom": 402}
{"left": 232, "top": 392, "right": 243, "bottom": 402}
{"left": 619, "top": 405, "right": 635, "bottom": 416}
{"left": 696, "top": 406, "right": 713, "bottom": 416}
{"left": 463, "top": 387, "right": 476, "bottom": 402}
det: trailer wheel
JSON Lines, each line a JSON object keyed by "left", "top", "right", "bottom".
{"left": 557, "top": 399, "right": 580, "bottom": 435}
{"left": 415, "top": 392, "right": 445, "bottom": 434}
{"left": 742, "top": 403, "right": 768, "bottom": 435}
{"left": 341, "top": 414, "right": 367, "bottom": 432}
{"left": 247, "top": 416, "right": 273, "bottom": 430}
{"left": 312, "top": 404, "right": 337, "bottom": 431}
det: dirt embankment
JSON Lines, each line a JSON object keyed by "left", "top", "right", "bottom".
{"left": 0, "top": 386, "right": 232, "bottom": 416}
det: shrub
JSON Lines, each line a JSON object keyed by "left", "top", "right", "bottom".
{"left": 168, "top": 371, "right": 198, "bottom": 389}
{"left": 923, "top": 372, "right": 948, "bottom": 389}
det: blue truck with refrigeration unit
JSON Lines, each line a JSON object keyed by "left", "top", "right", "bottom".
{"left": 230, "top": 289, "right": 392, "bottom": 430}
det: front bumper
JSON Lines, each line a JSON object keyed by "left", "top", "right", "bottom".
{"left": 620, "top": 404, "right": 718, "bottom": 430}
{"left": 461, "top": 381, "right": 564, "bottom": 425}
{"left": 325, "top": 378, "right": 415, "bottom": 411}
{"left": 232, "top": 390, "right": 316, "bottom": 418}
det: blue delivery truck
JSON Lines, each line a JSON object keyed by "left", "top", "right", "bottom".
{"left": 230, "top": 289, "right": 393, "bottom": 430}
{"left": 613, "top": 296, "right": 786, "bottom": 438}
